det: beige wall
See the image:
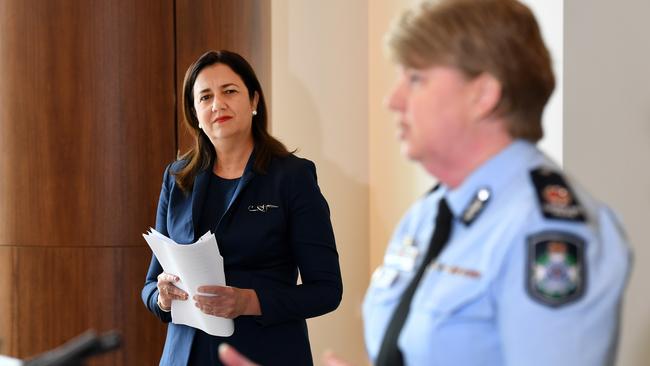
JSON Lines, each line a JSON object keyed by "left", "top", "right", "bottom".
{"left": 271, "top": 1, "right": 369, "bottom": 364}
{"left": 368, "top": 0, "right": 434, "bottom": 275}
{"left": 565, "top": 1, "right": 650, "bottom": 364}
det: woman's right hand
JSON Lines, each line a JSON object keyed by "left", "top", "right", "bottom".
{"left": 157, "top": 272, "right": 188, "bottom": 310}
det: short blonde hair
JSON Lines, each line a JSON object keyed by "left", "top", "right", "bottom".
{"left": 386, "top": 0, "right": 555, "bottom": 142}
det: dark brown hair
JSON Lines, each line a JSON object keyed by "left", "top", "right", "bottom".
{"left": 174, "top": 50, "right": 290, "bottom": 192}
{"left": 386, "top": 0, "right": 555, "bottom": 142}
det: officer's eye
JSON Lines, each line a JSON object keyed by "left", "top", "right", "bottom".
{"left": 224, "top": 89, "right": 238, "bottom": 95}
{"left": 199, "top": 94, "right": 212, "bottom": 102}
{"left": 408, "top": 72, "right": 423, "bottom": 85}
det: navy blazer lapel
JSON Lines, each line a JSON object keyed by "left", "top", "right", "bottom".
{"left": 190, "top": 169, "right": 210, "bottom": 239}
{"left": 227, "top": 169, "right": 254, "bottom": 212}
{"left": 224, "top": 152, "right": 257, "bottom": 213}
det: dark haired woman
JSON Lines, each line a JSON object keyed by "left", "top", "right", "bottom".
{"left": 141, "top": 50, "right": 342, "bottom": 366}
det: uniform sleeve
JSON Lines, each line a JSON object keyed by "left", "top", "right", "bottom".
{"left": 253, "top": 160, "right": 343, "bottom": 326}
{"left": 494, "top": 209, "right": 631, "bottom": 366}
{"left": 141, "top": 164, "right": 172, "bottom": 323}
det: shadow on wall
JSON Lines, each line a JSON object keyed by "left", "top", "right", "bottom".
{"left": 271, "top": 63, "right": 370, "bottom": 365}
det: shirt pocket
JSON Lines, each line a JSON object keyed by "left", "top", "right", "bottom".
{"left": 411, "top": 267, "right": 492, "bottom": 321}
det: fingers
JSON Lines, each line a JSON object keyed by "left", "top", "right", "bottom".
{"left": 218, "top": 343, "right": 260, "bottom": 366}
{"left": 157, "top": 272, "right": 180, "bottom": 283}
{"left": 162, "top": 285, "right": 189, "bottom": 300}
{"left": 156, "top": 272, "right": 188, "bottom": 301}
{"left": 194, "top": 300, "right": 236, "bottom": 319}
{"left": 194, "top": 286, "right": 241, "bottom": 319}
{"left": 194, "top": 286, "right": 234, "bottom": 307}
{"left": 197, "top": 285, "right": 231, "bottom": 295}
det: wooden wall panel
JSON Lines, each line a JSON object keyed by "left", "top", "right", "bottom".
{"left": 0, "top": 248, "right": 16, "bottom": 355}
{"left": 0, "top": 246, "right": 165, "bottom": 364}
{"left": 0, "top": 0, "right": 269, "bottom": 364}
{"left": 0, "top": 0, "right": 176, "bottom": 248}
{"left": 174, "top": 0, "right": 271, "bottom": 154}
{"left": 0, "top": 0, "right": 176, "bottom": 363}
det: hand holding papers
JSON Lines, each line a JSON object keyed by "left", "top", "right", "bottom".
{"left": 143, "top": 229, "right": 234, "bottom": 337}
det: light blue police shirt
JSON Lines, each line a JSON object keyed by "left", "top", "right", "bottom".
{"left": 363, "top": 140, "right": 631, "bottom": 366}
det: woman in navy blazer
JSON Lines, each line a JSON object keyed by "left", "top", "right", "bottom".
{"left": 141, "top": 50, "right": 343, "bottom": 366}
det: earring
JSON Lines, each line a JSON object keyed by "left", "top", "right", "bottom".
{"left": 252, "top": 110, "right": 258, "bottom": 116}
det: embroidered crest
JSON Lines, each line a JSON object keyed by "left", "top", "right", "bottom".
{"left": 527, "top": 231, "right": 586, "bottom": 307}
{"left": 530, "top": 168, "right": 585, "bottom": 222}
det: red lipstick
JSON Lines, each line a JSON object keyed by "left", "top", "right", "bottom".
{"left": 215, "top": 116, "right": 232, "bottom": 123}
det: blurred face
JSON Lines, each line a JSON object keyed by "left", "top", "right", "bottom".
{"left": 386, "top": 65, "right": 475, "bottom": 168}
{"left": 193, "top": 63, "right": 258, "bottom": 144}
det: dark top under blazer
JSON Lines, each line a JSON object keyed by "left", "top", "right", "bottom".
{"left": 141, "top": 153, "right": 343, "bottom": 366}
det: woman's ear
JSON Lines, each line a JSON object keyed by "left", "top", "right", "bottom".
{"left": 470, "top": 73, "right": 502, "bottom": 120}
{"left": 251, "top": 91, "right": 259, "bottom": 112}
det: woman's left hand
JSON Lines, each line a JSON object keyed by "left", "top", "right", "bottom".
{"left": 193, "top": 286, "right": 261, "bottom": 319}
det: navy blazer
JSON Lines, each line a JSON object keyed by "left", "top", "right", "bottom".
{"left": 141, "top": 153, "right": 343, "bottom": 366}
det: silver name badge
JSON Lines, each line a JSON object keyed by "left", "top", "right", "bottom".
{"left": 248, "top": 204, "right": 279, "bottom": 212}
{"left": 384, "top": 237, "right": 419, "bottom": 272}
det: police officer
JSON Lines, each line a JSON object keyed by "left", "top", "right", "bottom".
{"left": 363, "top": 0, "right": 631, "bottom": 365}
{"left": 217, "top": 0, "right": 631, "bottom": 365}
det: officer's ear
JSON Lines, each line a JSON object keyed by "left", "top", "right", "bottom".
{"left": 468, "top": 72, "right": 502, "bottom": 121}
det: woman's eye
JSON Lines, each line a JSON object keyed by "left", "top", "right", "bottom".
{"left": 199, "top": 95, "right": 211, "bottom": 102}
{"left": 224, "top": 89, "right": 238, "bottom": 94}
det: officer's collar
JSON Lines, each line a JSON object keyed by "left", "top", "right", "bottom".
{"left": 443, "top": 140, "right": 537, "bottom": 225}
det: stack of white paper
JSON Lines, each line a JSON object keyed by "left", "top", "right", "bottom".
{"left": 0, "top": 355, "right": 22, "bottom": 366}
{"left": 143, "top": 229, "right": 234, "bottom": 337}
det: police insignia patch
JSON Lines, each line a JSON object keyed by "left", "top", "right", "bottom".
{"left": 530, "top": 168, "right": 586, "bottom": 222}
{"left": 527, "top": 231, "right": 586, "bottom": 307}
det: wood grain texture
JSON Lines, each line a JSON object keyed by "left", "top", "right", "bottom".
{"left": 174, "top": 0, "right": 271, "bottom": 154}
{"left": 0, "top": 0, "right": 269, "bottom": 364}
{"left": 0, "top": 0, "right": 176, "bottom": 247}
{"left": 0, "top": 246, "right": 166, "bottom": 364}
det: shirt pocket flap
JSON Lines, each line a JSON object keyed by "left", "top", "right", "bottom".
{"left": 414, "top": 268, "right": 487, "bottom": 315}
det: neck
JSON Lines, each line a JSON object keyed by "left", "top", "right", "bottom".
{"left": 424, "top": 120, "right": 513, "bottom": 189}
{"left": 212, "top": 137, "right": 254, "bottom": 179}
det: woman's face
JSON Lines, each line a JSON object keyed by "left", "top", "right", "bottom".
{"left": 385, "top": 64, "right": 476, "bottom": 169}
{"left": 192, "top": 63, "right": 258, "bottom": 144}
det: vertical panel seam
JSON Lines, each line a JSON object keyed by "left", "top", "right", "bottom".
{"left": 11, "top": 248, "right": 17, "bottom": 355}
{"left": 173, "top": 0, "right": 179, "bottom": 160}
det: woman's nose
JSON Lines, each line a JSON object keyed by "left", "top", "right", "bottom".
{"left": 211, "top": 98, "right": 225, "bottom": 112}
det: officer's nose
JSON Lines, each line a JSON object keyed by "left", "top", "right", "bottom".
{"left": 386, "top": 77, "right": 407, "bottom": 113}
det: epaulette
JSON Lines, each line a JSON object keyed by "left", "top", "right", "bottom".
{"left": 529, "top": 167, "right": 586, "bottom": 222}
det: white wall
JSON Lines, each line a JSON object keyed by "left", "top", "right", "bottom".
{"left": 271, "top": 1, "right": 369, "bottom": 364}
{"left": 564, "top": 1, "right": 650, "bottom": 364}
{"left": 521, "top": 0, "right": 564, "bottom": 165}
